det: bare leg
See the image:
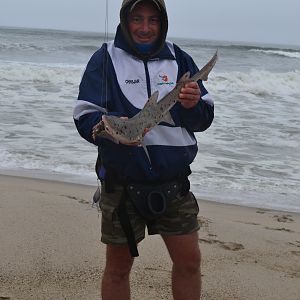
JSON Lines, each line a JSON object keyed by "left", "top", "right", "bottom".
{"left": 162, "top": 232, "right": 201, "bottom": 300}
{"left": 101, "top": 244, "right": 134, "bottom": 300}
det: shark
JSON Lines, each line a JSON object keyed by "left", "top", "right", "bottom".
{"left": 92, "top": 51, "right": 218, "bottom": 145}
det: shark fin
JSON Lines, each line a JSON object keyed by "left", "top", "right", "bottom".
{"left": 162, "top": 111, "right": 175, "bottom": 126}
{"left": 178, "top": 71, "right": 191, "bottom": 83}
{"left": 142, "top": 91, "right": 159, "bottom": 109}
{"left": 140, "top": 141, "right": 152, "bottom": 167}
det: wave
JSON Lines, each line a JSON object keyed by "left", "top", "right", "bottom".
{"left": 249, "top": 49, "right": 300, "bottom": 59}
{"left": 1, "top": 60, "right": 300, "bottom": 98}
{"left": 0, "top": 61, "right": 83, "bottom": 86}
{"left": 62, "top": 44, "right": 100, "bottom": 52}
{"left": 207, "top": 69, "right": 300, "bottom": 97}
{"left": 220, "top": 43, "right": 300, "bottom": 53}
{"left": 0, "top": 42, "right": 100, "bottom": 54}
{"left": 0, "top": 42, "right": 46, "bottom": 52}
{"left": 176, "top": 38, "right": 300, "bottom": 54}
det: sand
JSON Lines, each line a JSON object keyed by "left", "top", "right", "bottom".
{"left": 0, "top": 174, "right": 299, "bottom": 300}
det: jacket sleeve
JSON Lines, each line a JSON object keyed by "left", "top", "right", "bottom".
{"left": 73, "top": 45, "right": 121, "bottom": 145}
{"left": 173, "top": 44, "right": 214, "bottom": 132}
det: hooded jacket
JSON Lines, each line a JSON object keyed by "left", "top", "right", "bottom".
{"left": 74, "top": 0, "right": 214, "bottom": 183}
{"left": 120, "top": 0, "right": 168, "bottom": 60}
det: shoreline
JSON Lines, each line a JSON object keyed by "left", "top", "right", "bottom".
{"left": 0, "top": 174, "right": 299, "bottom": 299}
{"left": 0, "top": 170, "right": 298, "bottom": 214}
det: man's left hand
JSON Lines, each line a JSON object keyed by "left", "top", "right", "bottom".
{"left": 179, "top": 81, "right": 201, "bottom": 109}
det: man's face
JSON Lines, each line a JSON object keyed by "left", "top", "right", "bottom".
{"left": 128, "top": 2, "right": 161, "bottom": 44}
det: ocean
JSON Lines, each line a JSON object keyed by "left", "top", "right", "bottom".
{"left": 0, "top": 27, "right": 299, "bottom": 212}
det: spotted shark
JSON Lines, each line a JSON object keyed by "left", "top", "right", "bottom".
{"left": 92, "top": 51, "right": 218, "bottom": 145}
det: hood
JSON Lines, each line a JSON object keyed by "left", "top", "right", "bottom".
{"left": 120, "top": 0, "right": 168, "bottom": 60}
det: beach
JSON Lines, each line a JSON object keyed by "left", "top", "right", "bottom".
{"left": 0, "top": 26, "right": 299, "bottom": 300}
{"left": 0, "top": 174, "right": 299, "bottom": 300}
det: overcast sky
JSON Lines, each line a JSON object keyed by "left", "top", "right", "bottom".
{"left": 0, "top": 0, "right": 299, "bottom": 46}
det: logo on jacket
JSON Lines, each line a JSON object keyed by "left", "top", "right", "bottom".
{"left": 158, "top": 74, "right": 174, "bottom": 86}
{"left": 125, "top": 79, "right": 140, "bottom": 84}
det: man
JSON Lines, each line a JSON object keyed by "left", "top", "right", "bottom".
{"left": 73, "top": 0, "right": 214, "bottom": 299}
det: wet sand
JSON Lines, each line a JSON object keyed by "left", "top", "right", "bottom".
{"left": 0, "top": 175, "right": 299, "bottom": 299}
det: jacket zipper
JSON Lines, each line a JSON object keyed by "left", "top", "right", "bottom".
{"left": 143, "top": 60, "right": 153, "bottom": 169}
{"left": 143, "top": 61, "right": 152, "bottom": 98}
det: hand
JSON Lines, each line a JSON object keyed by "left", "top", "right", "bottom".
{"left": 179, "top": 81, "right": 201, "bottom": 109}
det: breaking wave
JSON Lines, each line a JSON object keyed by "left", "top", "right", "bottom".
{"left": 0, "top": 60, "right": 83, "bottom": 85}
{"left": 1, "top": 61, "right": 299, "bottom": 99}
{"left": 249, "top": 49, "right": 300, "bottom": 59}
{"left": 205, "top": 69, "right": 300, "bottom": 97}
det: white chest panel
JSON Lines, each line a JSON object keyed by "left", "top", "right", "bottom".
{"left": 107, "top": 41, "right": 178, "bottom": 109}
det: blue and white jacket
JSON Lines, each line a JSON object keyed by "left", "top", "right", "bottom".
{"left": 74, "top": 27, "right": 214, "bottom": 183}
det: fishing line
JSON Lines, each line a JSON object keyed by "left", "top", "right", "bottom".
{"left": 93, "top": 0, "right": 110, "bottom": 211}
{"left": 104, "top": 0, "right": 109, "bottom": 43}
{"left": 101, "top": 0, "right": 109, "bottom": 113}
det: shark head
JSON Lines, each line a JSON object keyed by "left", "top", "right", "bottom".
{"left": 102, "top": 115, "right": 143, "bottom": 144}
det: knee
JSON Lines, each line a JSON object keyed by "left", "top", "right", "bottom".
{"left": 174, "top": 248, "right": 201, "bottom": 275}
{"left": 104, "top": 245, "right": 134, "bottom": 281}
{"left": 105, "top": 256, "right": 134, "bottom": 282}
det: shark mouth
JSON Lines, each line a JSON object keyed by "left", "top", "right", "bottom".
{"left": 101, "top": 115, "right": 114, "bottom": 136}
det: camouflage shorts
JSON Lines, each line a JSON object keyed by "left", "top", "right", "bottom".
{"left": 99, "top": 185, "right": 200, "bottom": 245}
